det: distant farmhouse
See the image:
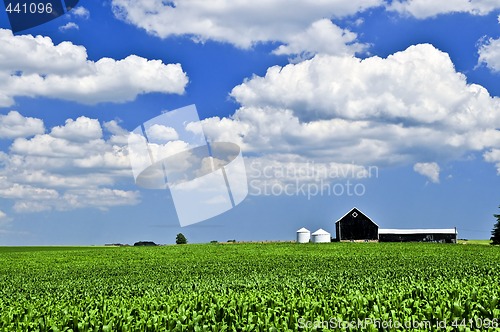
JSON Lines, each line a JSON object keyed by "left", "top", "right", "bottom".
{"left": 334, "top": 207, "right": 457, "bottom": 243}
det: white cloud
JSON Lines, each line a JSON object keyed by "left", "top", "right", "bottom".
{"left": 9, "top": 188, "right": 139, "bottom": 213}
{"left": 413, "top": 162, "right": 440, "bottom": 183}
{"left": 0, "top": 210, "right": 10, "bottom": 229}
{"left": 353, "top": 18, "right": 364, "bottom": 26}
{"left": 0, "top": 111, "right": 45, "bottom": 139}
{"left": 104, "top": 120, "right": 128, "bottom": 136}
{"left": 111, "top": 0, "right": 381, "bottom": 53}
{"left": 388, "top": 0, "right": 500, "bottom": 18}
{"left": 8, "top": 129, "right": 132, "bottom": 171}
{"left": 12, "top": 201, "right": 52, "bottom": 213}
{"left": 12, "top": 134, "right": 94, "bottom": 158}
{"left": 0, "top": 114, "right": 140, "bottom": 213}
{"left": 231, "top": 44, "right": 499, "bottom": 127}
{"left": 62, "top": 189, "right": 140, "bottom": 210}
{"left": 0, "top": 184, "right": 59, "bottom": 200}
{"left": 272, "top": 19, "right": 368, "bottom": 59}
{"left": 103, "top": 120, "right": 131, "bottom": 145}
{"left": 146, "top": 124, "right": 179, "bottom": 142}
{"left": 51, "top": 117, "right": 103, "bottom": 142}
{"left": 59, "top": 22, "right": 79, "bottom": 32}
{"left": 58, "top": 6, "right": 89, "bottom": 32}
{"left": 72, "top": 6, "right": 90, "bottom": 19}
{"left": 0, "top": 29, "right": 188, "bottom": 107}
{"left": 200, "top": 44, "right": 500, "bottom": 177}
{"left": 478, "top": 37, "right": 500, "bottom": 72}
{"left": 484, "top": 149, "right": 500, "bottom": 174}
{"left": 5, "top": 170, "right": 116, "bottom": 188}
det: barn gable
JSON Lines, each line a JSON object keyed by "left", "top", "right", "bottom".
{"left": 335, "top": 207, "right": 379, "bottom": 241}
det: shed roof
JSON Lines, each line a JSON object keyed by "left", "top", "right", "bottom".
{"left": 379, "top": 228, "right": 457, "bottom": 235}
{"left": 312, "top": 228, "right": 330, "bottom": 236}
{"left": 296, "top": 227, "right": 310, "bottom": 233}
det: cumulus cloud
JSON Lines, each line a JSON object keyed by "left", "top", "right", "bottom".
{"left": 50, "top": 117, "right": 103, "bottom": 142}
{"left": 104, "top": 120, "right": 131, "bottom": 145}
{"left": 413, "top": 162, "right": 440, "bottom": 183}
{"left": 478, "top": 37, "right": 500, "bottom": 73}
{"left": 146, "top": 124, "right": 179, "bottom": 142}
{"left": 59, "top": 22, "right": 79, "bottom": 32}
{"left": 104, "top": 120, "right": 129, "bottom": 137}
{"left": 0, "top": 184, "right": 59, "bottom": 200}
{"left": 0, "top": 111, "right": 45, "bottom": 139}
{"left": 59, "top": 6, "right": 89, "bottom": 32}
{"left": 484, "top": 149, "right": 500, "bottom": 174}
{"left": 72, "top": 6, "right": 90, "bottom": 19}
{"left": 388, "top": 0, "right": 500, "bottom": 18}
{"left": 0, "top": 29, "right": 188, "bottom": 107}
{"left": 64, "top": 189, "right": 139, "bottom": 209}
{"left": 0, "top": 115, "right": 140, "bottom": 213}
{"left": 0, "top": 210, "right": 9, "bottom": 229}
{"left": 111, "top": 0, "right": 380, "bottom": 54}
{"left": 110, "top": 0, "right": 500, "bottom": 55}
{"left": 272, "top": 19, "right": 368, "bottom": 59}
{"left": 231, "top": 44, "right": 499, "bottom": 130}
{"left": 200, "top": 44, "right": 500, "bottom": 177}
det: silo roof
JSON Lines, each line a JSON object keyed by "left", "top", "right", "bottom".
{"left": 312, "top": 228, "right": 330, "bottom": 235}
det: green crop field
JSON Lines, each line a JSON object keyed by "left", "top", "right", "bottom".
{"left": 458, "top": 240, "right": 492, "bottom": 246}
{"left": 1, "top": 243, "right": 499, "bottom": 331}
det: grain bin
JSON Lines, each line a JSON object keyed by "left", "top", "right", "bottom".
{"left": 296, "top": 227, "right": 311, "bottom": 243}
{"left": 311, "top": 228, "right": 331, "bottom": 243}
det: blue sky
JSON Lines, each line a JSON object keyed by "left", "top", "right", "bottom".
{"left": 0, "top": 1, "right": 499, "bottom": 245}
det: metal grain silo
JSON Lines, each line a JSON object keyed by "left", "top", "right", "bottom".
{"left": 296, "top": 227, "right": 311, "bottom": 243}
{"left": 311, "top": 228, "right": 331, "bottom": 243}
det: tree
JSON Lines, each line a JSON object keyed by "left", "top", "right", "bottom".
{"left": 176, "top": 233, "right": 187, "bottom": 245}
{"left": 134, "top": 241, "right": 157, "bottom": 246}
{"left": 491, "top": 206, "right": 500, "bottom": 245}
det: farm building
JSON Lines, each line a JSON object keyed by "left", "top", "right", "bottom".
{"left": 378, "top": 228, "right": 457, "bottom": 243}
{"left": 335, "top": 207, "right": 457, "bottom": 243}
{"left": 311, "top": 229, "right": 331, "bottom": 243}
{"left": 296, "top": 228, "right": 311, "bottom": 243}
{"left": 335, "top": 207, "right": 379, "bottom": 241}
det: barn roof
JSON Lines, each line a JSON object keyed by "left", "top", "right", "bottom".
{"left": 334, "top": 207, "right": 379, "bottom": 227}
{"left": 296, "top": 227, "right": 310, "bottom": 233}
{"left": 312, "top": 228, "right": 330, "bottom": 236}
{"left": 379, "top": 228, "right": 457, "bottom": 235}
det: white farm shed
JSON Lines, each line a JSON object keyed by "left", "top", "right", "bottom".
{"left": 311, "top": 229, "right": 331, "bottom": 243}
{"left": 296, "top": 227, "right": 311, "bottom": 243}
